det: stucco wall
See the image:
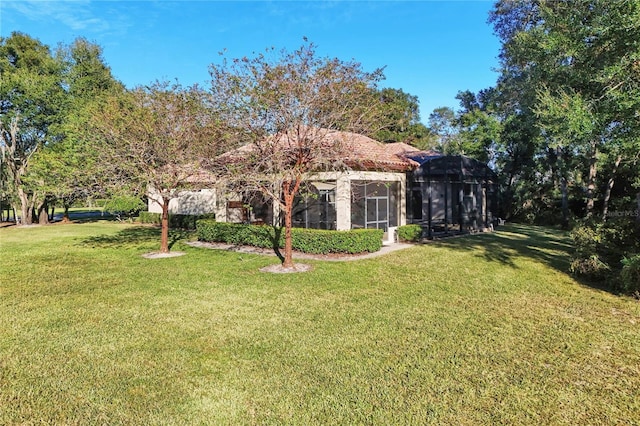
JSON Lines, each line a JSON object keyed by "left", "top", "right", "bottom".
{"left": 148, "top": 189, "right": 217, "bottom": 215}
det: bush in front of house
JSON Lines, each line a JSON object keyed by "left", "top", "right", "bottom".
{"left": 196, "top": 220, "right": 383, "bottom": 254}
{"left": 292, "top": 228, "right": 384, "bottom": 254}
{"left": 397, "top": 224, "right": 423, "bottom": 242}
{"left": 139, "top": 212, "right": 216, "bottom": 230}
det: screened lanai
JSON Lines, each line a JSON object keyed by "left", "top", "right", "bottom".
{"left": 405, "top": 154, "right": 498, "bottom": 239}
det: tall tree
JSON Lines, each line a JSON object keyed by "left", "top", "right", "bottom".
{"left": 374, "top": 88, "right": 433, "bottom": 147}
{"left": 427, "top": 90, "right": 501, "bottom": 163}
{"left": 49, "top": 38, "right": 123, "bottom": 221}
{"left": 454, "top": 89, "right": 502, "bottom": 163}
{"left": 428, "top": 106, "right": 459, "bottom": 153}
{"left": 490, "top": 0, "right": 640, "bottom": 221}
{"left": 535, "top": 89, "right": 597, "bottom": 227}
{"left": 0, "top": 32, "right": 65, "bottom": 224}
{"left": 209, "top": 41, "right": 386, "bottom": 269}
{"left": 88, "top": 81, "right": 228, "bottom": 253}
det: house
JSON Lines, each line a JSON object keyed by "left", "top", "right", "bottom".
{"left": 148, "top": 129, "right": 498, "bottom": 242}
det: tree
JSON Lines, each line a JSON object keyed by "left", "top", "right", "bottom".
{"left": 428, "top": 106, "right": 459, "bottom": 153}
{"left": 88, "top": 81, "right": 228, "bottom": 253}
{"left": 426, "top": 90, "right": 501, "bottom": 163}
{"left": 535, "top": 89, "right": 597, "bottom": 227}
{"left": 0, "top": 32, "right": 65, "bottom": 224}
{"left": 454, "top": 89, "right": 502, "bottom": 163}
{"left": 374, "top": 88, "right": 433, "bottom": 147}
{"left": 490, "top": 0, "right": 640, "bottom": 221}
{"left": 50, "top": 38, "right": 123, "bottom": 221}
{"left": 209, "top": 41, "right": 386, "bottom": 269}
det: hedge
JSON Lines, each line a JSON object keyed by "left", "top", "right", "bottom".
{"left": 397, "top": 224, "right": 423, "bottom": 242}
{"left": 196, "top": 220, "right": 384, "bottom": 254}
{"left": 139, "top": 212, "right": 216, "bottom": 230}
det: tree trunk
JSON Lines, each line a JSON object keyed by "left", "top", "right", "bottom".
{"left": 560, "top": 175, "right": 569, "bottom": 229}
{"left": 282, "top": 185, "right": 295, "bottom": 268}
{"left": 636, "top": 191, "right": 640, "bottom": 228}
{"left": 37, "top": 199, "right": 49, "bottom": 225}
{"left": 38, "top": 207, "right": 49, "bottom": 224}
{"left": 160, "top": 198, "right": 170, "bottom": 253}
{"left": 602, "top": 155, "right": 622, "bottom": 221}
{"left": 585, "top": 141, "right": 598, "bottom": 218}
{"left": 62, "top": 205, "right": 71, "bottom": 223}
{"left": 556, "top": 147, "right": 569, "bottom": 229}
{"left": 17, "top": 188, "right": 33, "bottom": 225}
{"left": 503, "top": 173, "right": 516, "bottom": 220}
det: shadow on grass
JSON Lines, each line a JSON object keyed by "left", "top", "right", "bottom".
{"left": 82, "top": 226, "right": 193, "bottom": 250}
{"left": 53, "top": 210, "right": 118, "bottom": 224}
{"left": 430, "top": 223, "right": 621, "bottom": 295}
{"left": 431, "top": 224, "right": 572, "bottom": 272}
{"left": 270, "top": 226, "right": 285, "bottom": 263}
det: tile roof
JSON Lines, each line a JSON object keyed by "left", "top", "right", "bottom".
{"left": 217, "top": 128, "right": 439, "bottom": 173}
{"left": 331, "top": 130, "right": 420, "bottom": 171}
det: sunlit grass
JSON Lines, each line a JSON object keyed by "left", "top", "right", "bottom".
{"left": 1, "top": 222, "right": 639, "bottom": 424}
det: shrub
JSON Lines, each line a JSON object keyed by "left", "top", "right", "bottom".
{"left": 570, "top": 225, "right": 600, "bottom": 258}
{"left": 196, "top": 220, "right": 383, "bottom": 254}
{"left": 139, "top": 212, "right": 215, "bottom": 230}
{"left": 291, "top": 228, "right": 383, "bottom": 254}
{"left": 620, "top": 254, "right": 640, "bottom": 295}
{"left": 138, "top": 211, "right": 161, "bottom": 225}
{"left": 570, "top": 255, "right": 611, "bottom": 279}
{"left": 103, "top": 196, "right": 145, "bottom": 221}
{"left": 570, "top": 224, "right": 612, "bottom": 281}
{"left": 397, "top": 224, "right": 422, "bottom": 242}
{"left": 570, "top": 218, "right": 640, "bottom": 293}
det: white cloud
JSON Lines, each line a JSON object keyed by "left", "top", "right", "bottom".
{"left": 1, "top": 0, "right": 132, "bottom": 36}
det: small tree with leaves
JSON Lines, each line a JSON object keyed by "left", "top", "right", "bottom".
{"left": 209, "top": 41, "right": 386, "bottom": 268}
{"left": 88, "top": 81, "right": 229, "bottom": 253}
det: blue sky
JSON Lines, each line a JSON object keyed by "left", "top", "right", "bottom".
{"left": 1, "top": 0, "right": 501, "bottom": 124}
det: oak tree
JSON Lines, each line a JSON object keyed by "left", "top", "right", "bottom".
{"left": 0, "top": 32, "right": 65, "bottom": 224}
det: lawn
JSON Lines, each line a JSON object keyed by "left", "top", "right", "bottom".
{"left": 1, "top": 222, "right": 639, "bottom": 425}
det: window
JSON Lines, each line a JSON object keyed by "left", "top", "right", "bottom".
{"left": 244, "top": 191, "right": 273, "bottom": 225}
{"left": 292, "top": 182, "right": 337, "bottom": 230}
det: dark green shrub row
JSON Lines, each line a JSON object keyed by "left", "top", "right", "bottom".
{"left": 397, "top": 224, "right": 423, "bottom": 242}
{"left": 196, "top": 220, "right": 383, "bottom": 254}
{"left": 291, "top": 227, "right": 384, "bottom": 254}
{"left": 197, "top": 220, "right": 277, "bottom": 248}
{"left": 139, "top": 212, "right": 216, "bottom": 230}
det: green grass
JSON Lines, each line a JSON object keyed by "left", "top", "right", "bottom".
{"left": 1, "top": 222, "right": 639, "bottom": 425}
